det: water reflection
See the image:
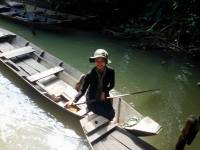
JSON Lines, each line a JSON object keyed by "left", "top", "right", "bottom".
{"left": 0, "top": 68, "right": 88, "bottom": 150}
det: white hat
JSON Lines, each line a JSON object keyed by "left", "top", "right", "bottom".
{"left": 89, "top": 49, "right": 111, "bottom": 63}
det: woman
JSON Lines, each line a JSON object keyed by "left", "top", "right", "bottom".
{"left": 65, "top": 49, "right": 115, "bottom": 121}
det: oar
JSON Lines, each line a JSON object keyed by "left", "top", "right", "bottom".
{"left": 75, "top": 89, "right": 160, "bottom": 105}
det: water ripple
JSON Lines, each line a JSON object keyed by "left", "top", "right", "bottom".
{"left": 0, "top": 73, "right": 88, "bottom": 150}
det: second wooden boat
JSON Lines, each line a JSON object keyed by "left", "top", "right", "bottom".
{"left": 80, "top": 97, "right": 162, "bottom": 150}
{"left": 0, "top": 27, "right": 88, "bottom": 118}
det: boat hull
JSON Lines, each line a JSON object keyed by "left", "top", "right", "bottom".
{"left": 0, "top": 27, "right": 86, "bottom": 118}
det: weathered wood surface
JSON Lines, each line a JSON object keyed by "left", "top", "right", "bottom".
{"left": 61, "top": 91, "right": 73, "bottom": 101}
{"left": 81, "top": 115, "right": 110, "bottom": 135}
{"left": 4, "top": 60, "right": 21, "bottom": 71}
{"left": 0, "top": 46, "right": 35, "bottom": 59}
{"left": 111, "top": 130, "right": 146, "bottom": 150}
{"left": 96, "top": 135, "right": 129, "bottom": 150}
{"left": 0, "top": 42, "right": 15, "bottom": 52}
{"left": 124, "top": 116, "right": 162, "bottom": 135}
{"left": 92, "top": 128, "right": 157, "bottom": 150}
{"left": 27, "top": 66, "right": 64, "bottom": 82}
{"left": 88, "top": 123, "right": 116, "bottom": 144}
{"left": 93, "top": 141, "right": 107, "bottom": 150}
{"left": 23, "top": 58, "right": 47, "bottom": 72}
{"left": 81, "top": 97, "right": 161, "bottom": 150}
{"left": 17, "top": 61, "right": 38, "bottom": 75}
{"left": 40, "top": 79, "right": 77, "bottom": 97}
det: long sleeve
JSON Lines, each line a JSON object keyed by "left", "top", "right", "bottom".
{"left": 74, "top": 73, "right": 90, "bottom": 102}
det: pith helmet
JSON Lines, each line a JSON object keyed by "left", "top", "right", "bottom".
{"left": 89, "top": 49, "right": 111, "bottom": 63}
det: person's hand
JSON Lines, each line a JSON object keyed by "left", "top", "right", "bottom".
{"left": 100, "top": 92, "right": 106, "bottom": 101}
{"left": 64, "top": 100, "right": 74, "bottom": 108}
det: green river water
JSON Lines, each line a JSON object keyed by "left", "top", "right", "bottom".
{"left": 0, "top": 19, "right": 200, "bottom": 150}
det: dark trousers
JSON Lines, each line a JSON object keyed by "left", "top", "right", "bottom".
{"left": 176, "top": 136, "right": 187, "bottom": 150}
{"left": 87, "top": 101, "right": 115, "bottom": 121}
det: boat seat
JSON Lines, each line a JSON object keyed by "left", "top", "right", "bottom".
{"left": 27, "top": 66, "right": 64, "bottom": 82}
{"left": 80, "top": 115, "right": 110, "bottom": 136}
{"left": 0, "top": 46, "right": 35, "bottom": 59}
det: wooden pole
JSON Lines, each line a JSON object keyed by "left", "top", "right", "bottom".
{"left": 75, "top": 89, "right": 160, "bottom": 105}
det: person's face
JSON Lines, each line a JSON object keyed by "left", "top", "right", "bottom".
{"left": 95, "top": 57, "right": 106, "bottom": 70}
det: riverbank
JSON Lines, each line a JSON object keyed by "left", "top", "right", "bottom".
{"left": 101, "top": 19, "right": 200, "bottom": 61}
{"left": 8, "top": 0, "right": 200, "bottom": 60}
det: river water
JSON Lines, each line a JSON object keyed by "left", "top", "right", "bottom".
{"left": 0, "top": 19, "right": 200, "bottom": 150}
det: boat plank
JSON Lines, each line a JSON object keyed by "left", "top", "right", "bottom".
{"left": 42, "top": 79, "right": 77, "bottom": 97}
{"left": 99, "top": 135, "right": 130, "bottom": 150}
{"left": 61, "top": 91, "right": 73, "bottom": 101}
{"left": 0, "top": 46, "right": 35, "bottom": 59}
{"left": 92, "top": 141, "right": 107, "bottom": 150}
{"left": 110, "top": 130, "right": 140, "bottom": 150}
{"left": 88, "top": 123, "right": 116, "bottom": 144}
{"left": 81, "top": 115, "right": 109, "bottom": 135}
{"left": 111, "top": 129, "right": 157, "bottom": 150}
{"left": 17, "top": 61, "right": 38, "bottom": 75}
{"left": 23, "top": 58, "right": 47, "bottom": 72}
{"left": 27, "top": 66, "right": 64, "bottom": 82}
{"left": 4, "top": 60, "right": 21, "bottom": 71}
{"left": 0, "top": 42, "right": 15, "bottom": 53}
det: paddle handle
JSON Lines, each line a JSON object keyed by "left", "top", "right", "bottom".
{"left": 107, "top": 88, "right": 160, "bottom": 99}
{"left": 75, "top": 89, "right": 160, "bottom": 105}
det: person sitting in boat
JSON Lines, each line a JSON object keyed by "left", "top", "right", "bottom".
{"left": 65, "top": 49, "right": 115, "bottom": 121}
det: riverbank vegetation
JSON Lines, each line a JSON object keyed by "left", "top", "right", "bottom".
{"left": 15, "top": 0, "right": 200, "bottom": 59}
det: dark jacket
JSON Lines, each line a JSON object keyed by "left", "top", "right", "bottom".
{"left": 74, "top": 66, "right": 115, "bottom": 104}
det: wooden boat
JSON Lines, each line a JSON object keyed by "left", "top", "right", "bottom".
{"left": 80, "top": 97, "right": 162, "bottom": 150}
{"left": 0, "top": 28, "right": 161, "bottom": 149}
{"left": 4, "top": 1, "right": 24, "bottom": 9}
{"left": 0, "top": 27, "right": 88, "bottom": 118}
{"left": 0, "top": 1, "right": 98, "bottom": 31}
{"left": 0, "top": 2, "right": 68, "bottom": 31}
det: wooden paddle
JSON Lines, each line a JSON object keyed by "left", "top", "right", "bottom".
{"left": 75, "top": 88, "right": 160, "bottom": 105}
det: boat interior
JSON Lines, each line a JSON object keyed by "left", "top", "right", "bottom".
{"left": 0, "top": 28, "right": 87, "bottom": 116}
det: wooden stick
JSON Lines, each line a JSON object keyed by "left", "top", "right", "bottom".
{"left": 107, "top": 89, "right": 160, "bottom": 99}
{"left": 75, "top": 89, "right": 160, "bottom": 105}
